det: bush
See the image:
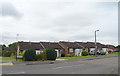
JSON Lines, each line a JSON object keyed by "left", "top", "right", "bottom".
{"left": 108, "top": 50, "right": 112, "bottom": 54}
{"left": 42, "top": 49, "right": 47, "bottom": 60}
{"left": 46, "top": 49, "right": 57, "bottom": 60}
{"left": 19, "top": 52, "right": 24, "bottom": 56}
{"left": 23, "top": 49, "right": 37, "bottom": 61}
{"left": 36, "top": 54, "right": 42, "bottom": 60}
{"left": 66, "top": 54, "right": 72, "bottom": 57}
{"left": 2, "top": 51, "right": 12, "bottom": 57}
{"left": 36, "top": 49, "right": 47, "bottom": 61}
{"left": 82, "top": 51, "right": 89, "bottom": 56}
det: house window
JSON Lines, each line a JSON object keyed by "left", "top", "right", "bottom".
{"left": 69, "top": 48, "right": 73, "bottom": 53}
{"left": 40, "top": 50, "right": 43, "bottom": 53}
{"left": 102, "top": 48, "right": 107, "bottom": 52}
{"left": 36, "top": 50, "right": 40, "bottom": 54}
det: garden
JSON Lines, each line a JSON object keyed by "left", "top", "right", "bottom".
{"left": 1, "top": 49, "right": 120, "bottom": 62}
{"left": 1, "top": 48, "right": 57, "bottom": 62}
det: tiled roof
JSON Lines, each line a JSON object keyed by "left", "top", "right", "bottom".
{"left": 87, "top": 42, "right": 107, "bottom": 48}
{"left": 40, "top": 42, "right": 64, "bottom": 50}
{"left": 18, "top": 42, "right": 64, "bottom": 50}
{"left": 18, "top": 42, "right": 44, "bottom": 50}
{"left": 59, "top": 42, "right": 83, "bottom": 49}
{"left": 75, "top": 42, "right": 95, "bottom": 48}
{"left": 17, "top": 41, "right": 108, "bottom": 51}
{"left": 106, "top": 45, "right": 115, "bottom": 48}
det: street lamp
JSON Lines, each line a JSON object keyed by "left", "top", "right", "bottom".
{"left": 95, "top": 30, "right": 99, "bottom": 55}
{"left": 16, "top": 34, "right": 19, "bottom": 61}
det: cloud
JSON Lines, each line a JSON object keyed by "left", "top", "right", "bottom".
{"left": 54, "top": 14, "right": 93, "bottom": 27}
{"left": 0, "top": 1, "right": 118, "bottom": 46}
{"left": 0, "top": 2, "right": 23, "bottom": 19}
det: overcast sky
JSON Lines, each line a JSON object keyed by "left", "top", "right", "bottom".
{"left": 0, "top": 0, "right": 119, "bottom": 46}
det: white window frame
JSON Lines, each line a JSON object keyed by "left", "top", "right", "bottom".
{"left": 40, "top": 50, "right": 43, "bottom": 53}
{"left": 36, "top": 50, "right": 41, "bottom": 54}
{"left": 69, "top": 48, "right": 73, "bottom": 53}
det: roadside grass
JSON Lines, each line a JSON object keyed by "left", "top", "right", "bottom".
{"left": 0, "top": 57, "right": 23, "bottom": 62}
{"left": 57, "top": 52, "right": 120, "bottom": 60}
{"left": 110, "top": 52, "right": 120, "bottom": 55}
{"left": 1, "top": 52, "right": 119, "bottom": 62}
{"left": 57, "top": 55, "right": 104, "bottom": 60}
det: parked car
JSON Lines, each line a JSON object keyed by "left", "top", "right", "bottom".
{"left": 113, "top": 50, "right": 119, "bottom": 52}
{"left": 89, "top": 50, "right": 95, "bottom": 55}
{"left": 97, "top": 50, "right": 106, "bottom": 55}
{"left": 100, "top": 51, "right": 106, "bottom": 55}
{"left": 97, "top": 50, "right": 101, "bottom": 55}
{"left": 89, "top": 50, "right": 106, "bottom": 55}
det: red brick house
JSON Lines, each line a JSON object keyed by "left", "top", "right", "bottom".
{"left": 106, "top": 45, "right": 116, "bottom": 52}
{"left": 59, "top": 41, "right": 83, "bottom": 56}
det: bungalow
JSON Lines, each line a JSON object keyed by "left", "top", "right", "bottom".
{"left": 106, "top": 45, "right": 116, "bottom": 52}
{"left": 59, "top": 41, "right": 83, "bottom": 56}
{"left": 40, "top": 42, "right": 65, "bottom": 57}
{"left": 75, "top": 42, "right": 95, "bottom": 52}
{"left": 17, "top": 41, "right": 64, "bottom": 57}
{"left": 15, "top": 41, "right": 109, "bottom": 57}
{"left": 88, "top": 42, "right": 108, "bottom": 52}
{"left": 17, "top": 42, "right": 44, "bottom": 55}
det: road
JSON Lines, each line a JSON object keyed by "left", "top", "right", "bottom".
{"left": 2, "top": 55, "right": 118, "bottom": 74}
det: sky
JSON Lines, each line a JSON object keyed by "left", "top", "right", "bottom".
{"left": 0, "top": 0, "right": 119, "bottom": 46}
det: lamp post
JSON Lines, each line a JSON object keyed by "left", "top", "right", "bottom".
{"left": 16, "top": 34, "right": 19, "bottom": 61}
{"left": 95, "top": 30, "right": 99, "bottom": 55}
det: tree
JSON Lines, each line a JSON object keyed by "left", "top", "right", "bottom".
{"left": 8, "top": 43, "right": 18, "bottom": 57}
{"left": 116, "top": 45, "right": 120, "bottom": 51}
{"left": 2, "top": 44, "right": 6, "bottom": 50}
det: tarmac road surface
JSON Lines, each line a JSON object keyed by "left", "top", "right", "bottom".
{"left": 2, "top": 55, "right": 118, "bottom": 74}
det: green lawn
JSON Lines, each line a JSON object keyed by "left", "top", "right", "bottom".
{"left": 110, "top": 52, "right": 120, "bottom": 55}
{"left": 0, "top": 57, "right": 23, "bottom": 62}
{"left": 1, "top": 52, "right": 119, "bottom": 62}
{"left": 57, "top": 52, "right": 120, "bottom": 60}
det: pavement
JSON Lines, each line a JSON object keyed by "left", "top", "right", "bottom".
{"left": 0, "top": 59, "right": 67, "bottom": 66}
{"left": 2, "top": 54, "right": 119, "bottom": 74}
{"left": 0, "top": 62, "right": 13, "bottom": 66}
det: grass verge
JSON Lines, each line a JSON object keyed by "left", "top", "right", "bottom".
{"left": 110, "top": 52, "right": 120, "bottom": 55}
{"left": 0, "top": 57, "right": 23, "bottom": 62}
{"left": 57, "top": 55, "right": 104, "bottom": 60}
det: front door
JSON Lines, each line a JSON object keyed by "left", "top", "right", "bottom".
{"left": 55, "top": 49, "right": 59, "bottom": 57}
{"left": 75, "top": 49, "right": 82, "bottom": 56}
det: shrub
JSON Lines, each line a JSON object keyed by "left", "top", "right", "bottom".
{"left": 19, "top": 52, "right": 24, "bottom": 56}
{"left": 36, "top": 49, "right": 47, "bottom": 61}
{"left": 108, "top": 50, "right": 112, "bottom": 54}
{"left": 46, "top": 49, "right": 57, "bottom": 60}
{"left": 23, "top": 49, "right": 37, "bottom": 61}
{"left": 36, "top": 54, "right": 42, "bottom": 60}
{"left": 42, "top": 49, "right": 47, "bottom": 60}
{"left": 2, "top": 51, "right": 12, "bottom": 57}
{"left": 66, "top": 54, "right": 72, "bottom": 57}
{"left": 82, "top": 51, "right": 89, "bottom": 56}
